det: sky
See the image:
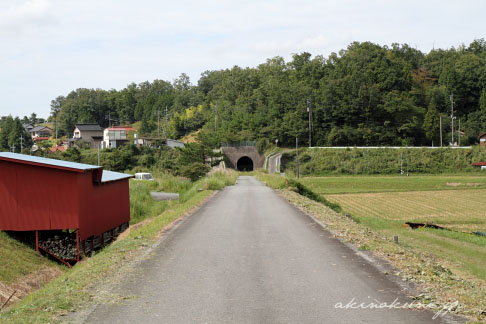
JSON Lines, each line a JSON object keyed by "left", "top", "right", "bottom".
{"left": 0, "top": 0, "right": 485, "bottom": 118}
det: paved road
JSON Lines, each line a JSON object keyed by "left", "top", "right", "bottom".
{"left": 83, "top": 176, "right": 456, "bottom": 324}
{"left": 267, "top": 153, "right": 282, "bottom": 174}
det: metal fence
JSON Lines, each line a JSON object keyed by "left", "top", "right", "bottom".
{"left": 221, "top": 141, "right": 256, "bottom": 147}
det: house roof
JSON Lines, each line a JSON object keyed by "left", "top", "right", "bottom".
{"left": 106, "top": 126, "right": 135, "bottom": 132}
{"left": 101, "top": 170, "right": 133, "bottom": 183}
{"left": 30, "top": 126, "right": 52, "bottom": 133}
{"left": 472, "top": 162, "right": 486, "bottom": 166}
{"left": 0, "top": 152, "right": 100, "bottom": 172}
{"left": 479, "top": 132, "right": 486, "bottom": 139}
{"left": 49, "top": 146, "right": 65, "bottom": 153}
{"left": 0, "top": 152, "right": 132, "bottom": 182}
{"left": 75, "top": 124, "right": 104, "bottom": 131}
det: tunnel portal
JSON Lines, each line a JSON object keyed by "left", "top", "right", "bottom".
{"left": 237, "top": 156, "right": 254, "bottom": 171}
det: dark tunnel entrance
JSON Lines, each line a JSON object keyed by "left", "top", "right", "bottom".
{"left": 237, "top": 156, "right": 254, "bottom": 171}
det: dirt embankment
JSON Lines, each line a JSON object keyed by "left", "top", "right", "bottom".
{"left": 0, "top": 266, "right": 62, "bottom": 309}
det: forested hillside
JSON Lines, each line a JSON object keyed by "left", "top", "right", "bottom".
{"left": 38, "top": 40, "right": 486, "bottom": 147}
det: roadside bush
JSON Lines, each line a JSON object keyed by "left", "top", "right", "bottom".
{"left": 288, "top": 179, "right": 342, "bottom": 213}
{"left": 179, "top": 162, "right": 210, "bottom": 181}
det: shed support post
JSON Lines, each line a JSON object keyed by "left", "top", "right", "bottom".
{"left": 35, "top": 231, "right": 39, "bottom": 252}
{"left": 101, "top": 233, "right": 104, "bottom": 247}
{"left": 91, "top": 238, "right": 94, "bottom": 254}
{"left": 76, "top": 229, "right": 80, "bottom": 262}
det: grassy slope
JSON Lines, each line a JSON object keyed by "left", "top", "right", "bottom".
{"left": 283, "top": 146, "right": 486, "bottom": 175}
{"left": 0, "top": 232, "right": 63, "bottom": 284}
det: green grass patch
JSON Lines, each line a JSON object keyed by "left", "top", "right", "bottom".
{"left": 300, "top": 174, "right": 486, "bottom": 194}
{"left": 0, "top": 232, "right": 63, "bottom": 284}
{"left": 253, "top": 171, "right": 288, "bottom": 189}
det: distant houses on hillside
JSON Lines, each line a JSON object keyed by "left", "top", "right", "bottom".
{"left": 12, "top": 121, "right": 184, "bottom": 152}
{"left": 67, "top": 124, "right": 184, "bottom": 150}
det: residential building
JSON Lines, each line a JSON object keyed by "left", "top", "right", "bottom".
{"left": 103, "top": 126, "right": 135, "bottom": 148}
{"left": 70, "top": 124, "right": 104, "bottom": 149}
{"left": 29, "top": 126, "right": 53, "bottom": 139}
{"left": 23, "top": 124, "right": 34, "bottom": 132}
{"left": 479, "top": 132, "right": 486, "bottom": 147}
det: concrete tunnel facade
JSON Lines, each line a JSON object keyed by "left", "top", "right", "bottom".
{"left": 221, "top": 146, "right": 265, "bottom": 171}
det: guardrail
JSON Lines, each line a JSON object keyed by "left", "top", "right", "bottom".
{"left": 309, "top": 146, "right": 472, "bottom": 149}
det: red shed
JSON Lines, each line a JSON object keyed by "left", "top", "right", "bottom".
{"left": 0, "top": 152, "right": 132, "bottom": 264}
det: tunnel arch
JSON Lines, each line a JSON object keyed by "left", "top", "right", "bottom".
{"left": 237, "top": 156, "right": 254, "bottom": 171}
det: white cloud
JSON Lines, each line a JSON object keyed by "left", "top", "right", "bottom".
{"left": 0, "top": 0, "right": 54, "bottom": 34}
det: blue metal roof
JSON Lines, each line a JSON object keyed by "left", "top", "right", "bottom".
{"left": 0, "top": 152, "right": 100, "bottom": 171}
{"left": 101, "top": 170, "right": 133, "bottom": 183}
{"left": 0, "top": 152, "right": 133, "bottom": 182}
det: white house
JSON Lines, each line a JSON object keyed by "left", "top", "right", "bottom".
{"left": 103, "top": 126, "right": 135, "bottom": 148}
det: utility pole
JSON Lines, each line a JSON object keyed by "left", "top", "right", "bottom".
{"left": 19, "top": 135, "right": 24, "bottom": 152}
{"left": 10, "top": 144, "right": 15, "bottom": 153}
{"left": 157, "top": 108, "right": 160, "bottom": 137}
{"left": 458, "top": 119, "right": 461, "bottom": 146}
{"left": 295, "top": 137, "right": 299, "bottom": 178}
{"left": 165, "top": 106, "right": 168, "bottom": 139}
{"left": 400, "top": 153, "right": 403, "bottom": 175}
{"left": 55, "top": 114, "right": 58, "bottom": 144}
{"left": 450, "top": 93, "right": 455, "bottom": 145}
{"left": 307, "top": 98, "right": 312, "bottom": 147}
{"left": 440, "top": 115, "right": 443, "bottom": 147}
{"left": 98, "top": 142, "right": 100, "bottom": 166}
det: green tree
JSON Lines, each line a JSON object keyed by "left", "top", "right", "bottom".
{"left": 29, "top": 113, "right": 37, "bottom": 125}
{"left": 423, "top": 100, "right": 440, "bottom": 145}
{"left": 0, "top": 116, "right": 33, "bottom": 152}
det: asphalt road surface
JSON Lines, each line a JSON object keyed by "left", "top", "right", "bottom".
{"left": 82, "top": 176, "right": 457, "bottom": 324}
{"left": 267, "top": 153, "right": 282, "bottom": 174}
